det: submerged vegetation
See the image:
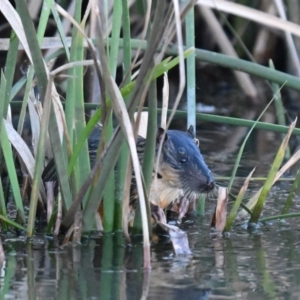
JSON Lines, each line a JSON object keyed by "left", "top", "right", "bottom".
{"left": 0, "top": 0, "right": 300, "bottom": 269}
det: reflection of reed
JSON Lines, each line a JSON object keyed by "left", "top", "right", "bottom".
{"left": 26, "top": 242, "right": 36, "bottom": 299}
{"left": 254, "top": 236, "right": 277, "bottom": 299}
{"left": 5, "top": 215, "right": 300, "bottom": 298}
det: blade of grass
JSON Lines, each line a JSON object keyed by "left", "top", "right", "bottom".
{"left": 0, "top": 72, "right": 24, "bottom": 222}
{"left": 15, "top": 0, "right": 48, "bottom": 101}
{"left": 64, "top": 0, "right": 89, "bottom": 201}
{"left": 132, "top": 81, "right": 157, "bottom": 234}
{"left": 0, "top": 256, "right": 16, "bottom": 298}
{"left": 4, "top": 30, "right": 19, "bottom": 115}
{"left": 0, "top": 178, "right": 7, "bottom": 231}
{"left": 101, "top": 0, "right": 123, "bottom": 232}
{"left": 0, "top": 215, "right": 25, "bottom": 231}
{"left": 192, "top": 111, "right": 300, "bottom": 135}
{"left": 196, "top": 194, "right": 206, "bottom": 215}
{"left": 15, "top": 0, "right": 57, "bottom": 235}
{"left": 270, "top": 61, "right": 286, "bottom": 127}
{"left": 185, "top": 2, "right": 196, "bottom": 130}
{"left": 109, "top": 1, "right": 122, "bottom": 79}
{"left": 269, "top": 59, "right": 290, "bottom": 159}
{"left": 249, "top": 119, "right": 296, "bottom": 224}
{"left": 15, "top": 0, "right": 51, "bottom": 143}
{"left": 49, "top": 0, "right": 71, "bottom": 61}
{"left": 238, "top": 149, "right": 300, "bottom": 219}
{"left": 114, "top": 0, "right": 132, "bottom": 231}
{"left": 224, "top": 168, "right": 256, "bottom": 232}
{"left": 47, "top": 101, "right": 73, "bottom": 211}
{"left": 261, "top": 212, "right": 300, "bottom": 222}
{"left": 27, "top": 80, "right": 52, "bottom": 236}
{"left": 227, "top": 88, "right": 281, "bottom": 191}
{"left": 102, "top": 116, "right": 115, "bottom": 232}
{"left": 281, "top": 165, "right": 300, "bottom": 215}
{"left": 10, "top": 76, "right": 26, "bottom": 101}
{"left": 1, "top": 120, "right": 25, "bottom": 223}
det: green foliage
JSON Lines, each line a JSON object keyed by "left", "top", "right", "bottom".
{"left": 1, "top": 0, "right": 300, "bottom": 247}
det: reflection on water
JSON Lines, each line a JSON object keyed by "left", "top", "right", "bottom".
{"left": 2, "top": 127, "right": 300, "bottom": 299}
{"left": 3, "top": 218, "right": 300, "bottom": 299}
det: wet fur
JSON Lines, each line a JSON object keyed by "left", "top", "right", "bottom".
{"left": 130, "top": 126, "right": 214, "bottom": 218}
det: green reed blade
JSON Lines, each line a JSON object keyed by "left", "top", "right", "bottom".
{"left": 99, "top": 234, "right": 114, "bottom": 300}
{"left": 48, "top": 0, "right": 70, "bottom": 61}
{"left": 0, "top": 32, "right": 19, "bottom": 179}
{"left": 224, "top": 168, "right": 255, "bottom": 232}
{"left": 103, "top": 116, "right": 116, "bottom": 232}
{"left": 37, "top": 0, "right": 52, "bottom": 44}
{"left": 10, "top": 76, "right": 26, "bottom": 101}
{"left": 101, "top": 0, "right": 123, "bottom": 232}
{"left": 185, "top": 2, "right": 196, "bottom": 131}
{"left": 0, "top": 214, "right": 25, "bottom": 231}
{"left": 15, "top": 0, "right": 48, "bottom": 102}
{"left": 114, "top": 0, "right": 132, "bottom": 230}
{"left": 143, "top": 81, "right": 157, "bottom": 213}
{"left": 269, "top": 59, "right": 290, "bottom": 159}
{"left": 15, "top": 1, "right": 54, "bottom": 235}
{"left": 0, "top": 256, "right": 16, "bottom": 298}
{"left": 4, "top": 31, "right": 18, "bottom": 113}
{"left": 0, "top": 71, "right": 24, "bottom": 223}
{"left": 27, "top": 80, "right": 52, "bottom": 236}
{"left": 67, "top": 108, "right": 102, "bottom": 176}
{"left": 250, "top": 120, "right": 296, "bottom": 224}
{"left": 48, "top": 108, "right": 73, "bottom": 211}
{"left": 45, "top": 202, "right": 58, "bottom": 234}
{"left": 65, "top": 1, "right": 90, "bottom": 204}
{"left": 228, "top": 95, "right": 277, "bottom": 192}
{"left": 281, "top": 165, "right": 300, "bottom": 215}
{"left": 197, "top": 194, "right": 206, "bottom": 215}
{"left": 132, "top": 81, "right": 157, "bottom": 234}
{"left": 0, "top": 178, "right": 7, "bottom": 231}
{"left": 261, "top": 212, "right": 300, "bottom": 222}
{"left": 109, "top": 0, "right": 122, "bottom": 80}
{"left": 16, "top": 0, "right": 51, "bottom": 138}
{"left": 256, "top": 247, "right": 277, "bottom": 299}
{"left": 269, "top": 60, "right": 286, "bottom": 127}
{"left": 0, "top": 121, "right": 25, "bottom": 223}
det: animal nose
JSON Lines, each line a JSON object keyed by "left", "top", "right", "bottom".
{"left": 205, "top": 179, "right": 215, "bottom": 191}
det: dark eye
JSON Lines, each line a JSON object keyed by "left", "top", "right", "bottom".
{"left": 178, "top": 147, "right": 186, "bottom": 155}
{"left": 178, "top": 147, "right": 187, "bottom": 163}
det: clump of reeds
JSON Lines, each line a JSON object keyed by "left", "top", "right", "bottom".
{"left": 1, "top": 0, "right": 300, "bottom": 269}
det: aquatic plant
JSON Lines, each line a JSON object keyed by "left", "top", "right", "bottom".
{"left": 0, "top": 0, "right": 300, "bottom": 268}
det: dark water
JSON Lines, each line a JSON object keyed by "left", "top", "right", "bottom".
{"left": 2, "top": 126, "right": 300, "bottom": 299}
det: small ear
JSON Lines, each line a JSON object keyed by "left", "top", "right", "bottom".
{"left": 157, "top": 127, "right": 168, "bottom": 144}
{"left": 187, "top": 125, "right": 194, "bottom": 138}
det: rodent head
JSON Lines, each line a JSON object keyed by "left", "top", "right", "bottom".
{"left": 156, "top": 126, "right": 214, "bottom": 199}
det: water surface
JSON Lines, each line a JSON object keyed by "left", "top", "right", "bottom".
{"left": 2, "top": 126, "right": 300, "bottom": 299}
